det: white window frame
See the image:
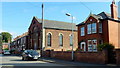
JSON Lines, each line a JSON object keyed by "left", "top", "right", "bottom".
{"left": 92, "top": 23, "right": 97, "bottom": 33}
{"left": 88, "top": 39, "right": 97, "bottom": 52}
{"left": 87, "top": 24, "right": 92, "bottom": 34}
{"left": 92, "top": 39, "right": 97, "bottom": 52}
{"left": 88, "top": 40, "right": 92, "bottom": 52}
{"left": 81, "top": 27, "right": 85, "bottom": 36}
{"left": 59, "top": 34, "right": 63, "bottom": 47}
{"left": 99, "top": 23, "right": 102, "bottom": 33}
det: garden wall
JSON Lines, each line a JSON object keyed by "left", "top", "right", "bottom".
{"left": 42, "top": 50, "right": 108, "bottom": 64}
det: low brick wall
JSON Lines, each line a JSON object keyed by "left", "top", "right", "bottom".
{"left": 42, "top": 51, "right": 50, "bottom": 57}
{"left": 74, "top": 50, "right": 108, "bottom": 64}
{"left": 116, "top": 49, "right": 120, "bottom": 65}
{"left": 51, "top": 51, "right": 72, "bottom": 61}
{"left": 42, "top": 50, "right": 108, "bottom": 64}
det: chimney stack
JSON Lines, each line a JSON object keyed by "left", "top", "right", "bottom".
{"left": 110, "top": 0, "right": 118, "bottom": 20}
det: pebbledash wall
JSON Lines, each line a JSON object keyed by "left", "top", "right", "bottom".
{"left": 42, "top": 50, "right": 108, "bottom": 64}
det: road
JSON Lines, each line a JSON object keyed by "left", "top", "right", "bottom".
{"left": 1, "top": 54, "right": 117, "bottom": 68}
{"left": 1, "top": 54, "right": 65, "bottom": 67}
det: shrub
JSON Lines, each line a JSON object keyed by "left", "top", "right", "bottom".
{"left": 3, "top": 48, "right": 9, "bottom": 50}
{"left": 97, "top": 43, "right": 114, "bottom": 51}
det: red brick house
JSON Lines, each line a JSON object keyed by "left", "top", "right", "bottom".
{"left": 2, "top": 43, "right": 9, "bottom": 50}
{"left": 28, "top": 17, "right": 78, "bottom": 51}
{"left": 10, "top": 32, "right": 28, "bottom": 54}
{"left": 77, "top": 1, "right": 120, "bottom": 52}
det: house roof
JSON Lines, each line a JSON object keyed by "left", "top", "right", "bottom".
{"left": 14, "top": 32, "right": 28, "bottom": 41}
{"left": 34, "top": 17, "right": 77, "bottom": 31}
{"left": 77, "top": 12, "right": 120, "bottom": 26}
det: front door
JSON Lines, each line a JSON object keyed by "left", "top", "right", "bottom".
{"left": 81, "top": 42, "right": 86, "bottom": 51}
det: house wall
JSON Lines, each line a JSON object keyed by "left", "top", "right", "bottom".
{"left": 2, "top": 43, "right": 9, "bottom": 50}
{"left": 28, "top": 17, "right": 42, "bottom": 50}
{"left": 77, "top": 16, "right": 109, "bottom": 51}
{"left": 78, "top": 16, "right": 120, "bottom": 50}
{"left": 108, "top": 20, "right": 119, "bottom": 49}
{"left": 45, "top": 29, "right": 78, "bottom": 51}
{"left": 118, "top": 23, "right": 120, "bottom": 48}
{"left": 78, "top": 16, "right": 100, "bottom": 43}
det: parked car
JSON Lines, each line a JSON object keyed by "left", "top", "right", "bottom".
{"left": 3, "top": 50, "right": 11, "bottom": 55}
{"left": 0, "top": 50, "right": 4, "bottom": 54}
{"left": 22, "top": 50, "right": 41, "bottom": 61}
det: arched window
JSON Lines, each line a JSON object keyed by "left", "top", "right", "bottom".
{"left": 70, "top": 35, "right": 73, "bottom": 46}
{"left": 59, "top": 34, "right": 63, "bottom": 46}
{"left": 47, "top": 33, "right": 52, "bottom": 46}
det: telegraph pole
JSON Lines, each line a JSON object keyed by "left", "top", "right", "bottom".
{"left": 41, "top": 3, "right": 45, "bottom": 57}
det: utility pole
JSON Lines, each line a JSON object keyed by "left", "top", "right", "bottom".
{"left": 41, "top": 3, "right": 45, "bottom": 57}
{"left": 66, "top": 13, "right": 74, "bottom": 61}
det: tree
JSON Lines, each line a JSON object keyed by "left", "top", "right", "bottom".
{"left": 1, "top": 32, "right": 12, "bottom": 43}
{"left": 97, "top": 43, "right": 114, "bottom": 51}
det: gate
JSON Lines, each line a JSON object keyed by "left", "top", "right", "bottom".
{"left": 108, "top": 49, "right": 116, "bottom": 64}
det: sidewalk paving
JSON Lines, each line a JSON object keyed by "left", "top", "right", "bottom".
{"left": 38, "top": 57, "right": 117, "bottom": 66}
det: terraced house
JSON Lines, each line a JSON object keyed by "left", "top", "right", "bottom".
{"left": 28, "top": 16, "right": 78, "bottom": 51}
{"left": 77, "top": 1, "right": 120, "bottom": 52}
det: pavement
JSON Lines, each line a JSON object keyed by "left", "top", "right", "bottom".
{"left": 38, "top": 57, "right": 114, "bottom": 66}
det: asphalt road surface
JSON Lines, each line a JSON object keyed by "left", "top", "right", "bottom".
{"left": 1, "top": 54, "right": 65, "bottom": 68}
{"left": 1, "top": 54, "right": 118, "bottom": 68}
